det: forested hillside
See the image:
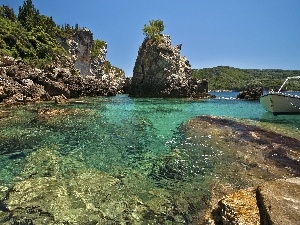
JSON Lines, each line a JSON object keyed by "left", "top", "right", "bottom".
{"left": 0, "top": 0, "right": 108, "bottom": 69}
{"left": 192, "top": 66, "right": 300, "bottom": 91}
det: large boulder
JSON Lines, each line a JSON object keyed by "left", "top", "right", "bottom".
{"left": 257, "top": 177, "right": 300, "bottom": 225}
{"left": 212, "top": 177, "right": 300, "bottom": 225}
{"left": 217, "top": 188, "right": 260, "bottom": 225}
{"left": 237, "top": 87, "right": 263, "bottom": 100}
{"left": 129, "top": 35, "right": 208, "bottom": 98}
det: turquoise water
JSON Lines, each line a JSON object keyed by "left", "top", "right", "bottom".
{"left": 0, "top": 93, "right": 300, "bottom": 223}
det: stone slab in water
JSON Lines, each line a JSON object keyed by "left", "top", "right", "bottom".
{"left": 213, "top": 177, "right": 300, "bottom": 225}
{"left": 257, "top": 177, "right": 300, "bottom": 225}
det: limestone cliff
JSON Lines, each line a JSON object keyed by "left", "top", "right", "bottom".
{"left": 58, "top": 28, "right": 94, "bottom": 77}
{"left": 58, "top": 28, "right": 121, "bottom": 77}
{"left": 0, "top": 28, "right": 125, "bottom": 104}
{"left": 57, "top": 28, "right": 125, "bottom": 93}
{"left": 129, "top": 35, "right": 208, "bottom": 98}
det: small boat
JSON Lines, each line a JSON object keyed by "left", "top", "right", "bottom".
{"left": 260, "top": 76, "right": 300, "bottom": 115}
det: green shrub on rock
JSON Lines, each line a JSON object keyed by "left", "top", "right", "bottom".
{"left": 142, "top": 19, "right": 165, "bottom": 42}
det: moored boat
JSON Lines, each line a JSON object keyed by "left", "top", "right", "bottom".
{"left": 260, "top": 76, "right": 300, "bottom": 115}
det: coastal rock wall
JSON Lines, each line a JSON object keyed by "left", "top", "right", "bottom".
{"left": 129, "top": 35, "right": 208, "bottom": 98}
{"left": 0, "top": 28, "right": 126, "bottom": 104}
{"left": 57, "top": 28, "right": 107, "bottom": 77}
{"left": 68, "top": 29, "right": 93, "bottom": 76}
{"left": 0, "top": 55, "right": 124, "bottom": 105}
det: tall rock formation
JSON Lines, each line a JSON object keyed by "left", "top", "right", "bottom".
{"left": 129, "top": 35, "right": 208, "bottom": 98}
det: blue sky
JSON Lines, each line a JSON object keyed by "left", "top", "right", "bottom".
{"left": 2, "top": 0, "right": 300, "bottom": 76}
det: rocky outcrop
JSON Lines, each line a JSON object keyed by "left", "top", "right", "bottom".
{"left": 57, "top": 28, "right": 108, "bottom": 78}
{"left": 237, "top": 87, "right": 263, "bottom": 100}
{"left": 0, "top": 31, "right": 125, "bottom": 105}
{"left": 213, "top": 177, "right": 300, "bottom": 225}
{"left": 129, "top": 35, "right": 209, "bottom": 98}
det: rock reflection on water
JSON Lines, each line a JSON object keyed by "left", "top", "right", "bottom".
{"left": 0, "top": 96, "right": 299, "bottom": 224}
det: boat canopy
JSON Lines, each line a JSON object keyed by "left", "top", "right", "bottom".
{"left": 278, "top": 76, "right": 300, "bottom": 92}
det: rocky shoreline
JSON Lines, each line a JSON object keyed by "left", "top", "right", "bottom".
{"left": 0, "top": 56, "right": 124, "bottom": 105}
{"left": 1, "top": 44, "right": 299, "bottom": 224}
{"left": 182, "top": 116, "right": 300, "bottom": 224}
{"left": 0, "top": 28, "right": 127, "bottom": 105}
{"left": 1, "top": 3, "right": 299, "bottom": 224}
{"left": 0, "top": 33, "right": 212, "bottom": 106}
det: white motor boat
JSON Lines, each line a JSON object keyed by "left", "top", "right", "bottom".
{"left": 260, "top": 76, "right": 300, "bottom": 115}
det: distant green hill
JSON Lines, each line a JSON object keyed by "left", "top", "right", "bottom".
{"left": 192, "top": 66, "right": 300, "bottom": 91}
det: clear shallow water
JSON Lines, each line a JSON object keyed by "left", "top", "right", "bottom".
{"left": 0, "top": 93, "right": 300, "bottom": 223}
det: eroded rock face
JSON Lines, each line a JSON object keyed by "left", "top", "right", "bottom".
{"left": 0, "top": 31, "right": 125, "bottom": 105}
{"left": 57, "top": 28, "right": 125, "bottom": 94}
{"left": 58, "top": 28, "right": 108, "bottom": 78}
{"left": 130, "top": 35, "right": 208, "bottom": 98}
{"left": 67, "top": 29, "right": 94, "bottom": 76}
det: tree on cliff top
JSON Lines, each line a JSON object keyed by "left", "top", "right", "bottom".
{"left": 142, "top": 20, "right": 165, "bottom": 41}
{"left": 18, "top": 0, "right": 40, "bottom": 31}
{"left": 0, "top": 5, "right": 17, "bottom": 21}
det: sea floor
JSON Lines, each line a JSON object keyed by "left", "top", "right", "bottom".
{"left": 0, "top": 94, "right": 299, "bottom": 224}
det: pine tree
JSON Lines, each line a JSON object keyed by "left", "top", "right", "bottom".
{"left": 18, "top": 0, "right": 40, "bottom": 31}
{"left": 0, "top": 5, "right": 17, "bottom": 21}
{"left": 142, "top": 20, "right": 165, "bottom": 40}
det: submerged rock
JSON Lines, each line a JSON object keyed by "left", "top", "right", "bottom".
{"left": 181, "top": 115, "right": 300, "bottom": 224}
{"left": 0, "top": 147, "right": 198, "bottom": 224}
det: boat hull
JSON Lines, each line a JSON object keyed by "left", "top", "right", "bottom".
{"left": 260, "top": 93, "right": 300, "bottom": 115}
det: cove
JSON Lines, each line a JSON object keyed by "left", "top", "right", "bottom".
{"left": 0, "top": 93, "right": 299, "bottom": 224}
